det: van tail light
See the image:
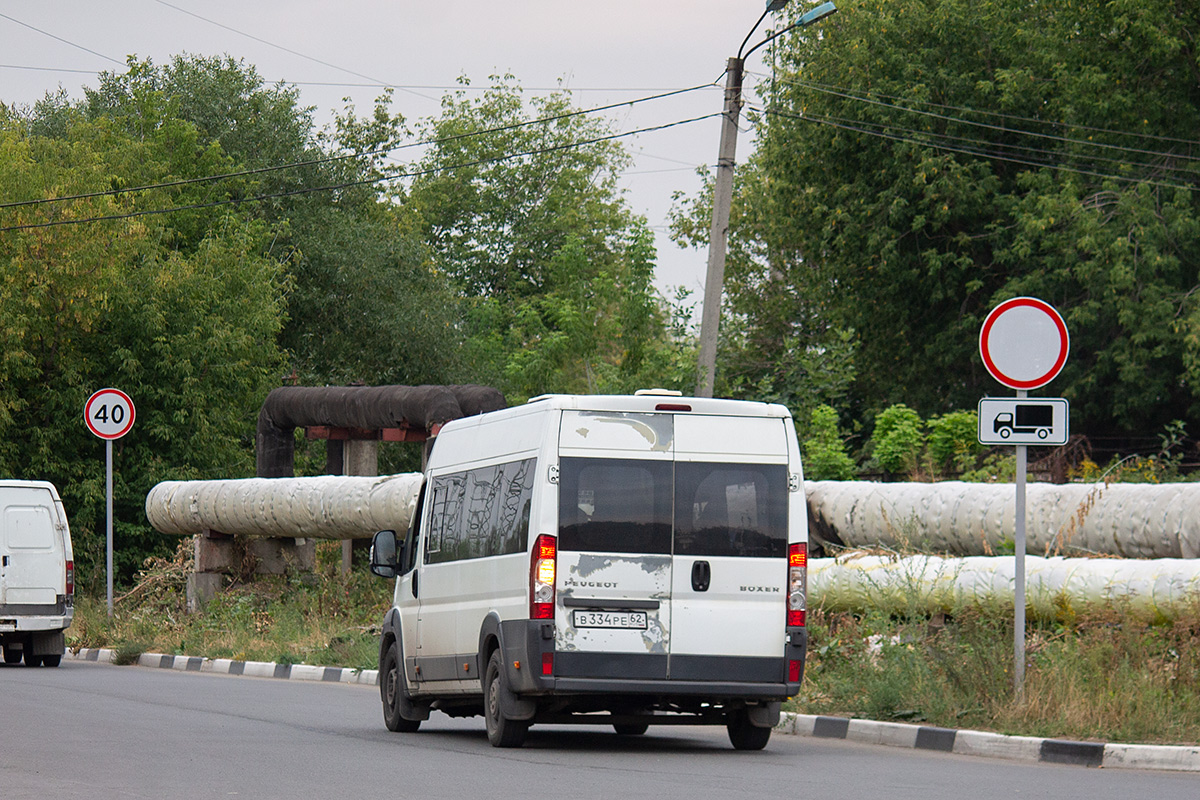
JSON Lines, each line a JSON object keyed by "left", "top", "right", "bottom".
{"left": 65, "top": 560, "right": 75, "bottom": 597}
{"left": 787, "top": 543, "right": 806, "bottom": 627}
{"left": 530, "top": 534, "right": 557, "bottom": 620}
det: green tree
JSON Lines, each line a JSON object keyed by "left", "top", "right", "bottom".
{"left": 926, "top": 410, "right": 983, "bottom": 477}
{"left": 84, "top": 55, "right": 466, "bottom": 386}
{"left": 802, "top": 405, "right": 857, "bottom": 480}
{"left": 407, "top": 78, "right": 685, "bottom": 399}
{"left": 0, "top": 107, "right": 287, "bottom": 586}
{"left": 712, "top": 0, "right": 1200, "bottom": 438}
{"left": 869, "top": 404, "right": 925, "bottom": 476}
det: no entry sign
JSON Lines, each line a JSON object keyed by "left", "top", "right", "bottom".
{"left": 979, "top": 297, "right": 1069, "bottom": 390}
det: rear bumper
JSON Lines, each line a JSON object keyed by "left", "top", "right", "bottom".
{"left": 0, "top": 601, "right": 73, "bottom": 633}
{"left": 500, "top": 620, "right": 807, "bottom": 700}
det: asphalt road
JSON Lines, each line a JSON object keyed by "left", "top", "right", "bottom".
{"left": 2, "top": 660, "right": 1194, "bottom": 799}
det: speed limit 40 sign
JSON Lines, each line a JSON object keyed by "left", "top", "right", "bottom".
{"left": 85, "top": 388, "right": 136, "bottom": 440}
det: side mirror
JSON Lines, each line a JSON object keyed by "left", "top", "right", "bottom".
{"left": 369, "top": 530, "right": 399, "bottom": 579}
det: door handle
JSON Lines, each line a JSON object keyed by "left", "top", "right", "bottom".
{"left": 691, "top": 560, "right": 711, "bottom": 592}
{"left": 411, "top": 570, "right": 419, "bottom": 598}
{"left": 2, "top": 555, "right": 8, "bottom": 567}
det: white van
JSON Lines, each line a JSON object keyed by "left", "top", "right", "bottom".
{"left": 0, "top": 480, "right": 74, "bottom": 667}
{"left": 370, "top": 393, "right": 808, "bottom": 749}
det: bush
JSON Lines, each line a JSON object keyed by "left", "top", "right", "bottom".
{"left": 802, "top": 405, "right": 857, "bottom": 480}
{"left": 869, "top": 404, "right": 925, "bottom": 476}
{"left": 927, "top": 410, "right": 984, "bottom": 476}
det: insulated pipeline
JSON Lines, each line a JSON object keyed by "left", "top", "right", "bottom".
{"left": 145, "top": 473, "right": 423, "bottom": 540}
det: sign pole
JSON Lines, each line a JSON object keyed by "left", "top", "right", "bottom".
{"left": 106, "top": 438, "right": 114, "bottom": 617}
{"left": 1013, "top": 389, "right": 1027, "bottom": 699}
{"left": 84, "top": 388, "right": 135, "bottom": 618}
{"left": 978, "top": 297, "right": 1070, "bottom": 704}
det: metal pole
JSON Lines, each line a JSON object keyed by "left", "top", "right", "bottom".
{"left": 106, "top": 438, "right": 114, "bottom": 617}
{"left": 1014, "top": 389, "right": 1027, "bottom": 699}
{"left": 695, "top": 56, "right": 745, "bottom": 398}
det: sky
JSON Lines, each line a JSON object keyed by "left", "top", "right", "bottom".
{"left": 0, "top": 0, "right": 794, "bottom": 297}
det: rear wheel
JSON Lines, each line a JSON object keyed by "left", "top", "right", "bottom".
{"left": 24, "top": 653, "right": 44, "bottom": 668}
{"left": 484, "top": 650, "right": 528, "bottom": 748}
{"left": 727, "top": 709, "right": 772, "bottom": 751}
{"left": 42, "top": 654, "right": 62, "bottom": 668}
{"left": 381, "top": 642, "right": 421, "bottom": 733}
{"left": 613, "top": 722, "right": 649, "bottom": 736}
{"left": 2, "top": 644, "right": 21, "bottom": 664}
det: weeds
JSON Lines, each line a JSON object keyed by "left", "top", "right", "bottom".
{"left": 70, "top": 540, "right": 393, "bottom": 671}
{"left": 790, "top": 605, "right": 1200, "bottom": 745}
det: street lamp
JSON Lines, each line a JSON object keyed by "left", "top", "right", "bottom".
{"left": 694, "top": 1, "right": 838, "bottom": 398}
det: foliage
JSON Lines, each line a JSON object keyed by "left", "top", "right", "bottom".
{"left": 802, "top": 405, "right": 858, "bottom": 480}
{"left": 699, "top": 0, "right": 1200, "bottom": 441}
{"left": 926, "top": 410, "right": 983, "bottom": 476}
{"left": 0, "top": 103, "right": 288, "bottom": 587}
{"left": 407, "top": 78, "right": 687, "bottom": 400}
{"left": 70, "top": 540, "right": 392, "bottom": 671}
{"left": 868, "top": 404, "right": 925, "bottom": 476}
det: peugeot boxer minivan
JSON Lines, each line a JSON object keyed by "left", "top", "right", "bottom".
{"left": 0, "top": 480, "right": 74, "bottom": 667}
{"left": 370, "top": 392, "right": 807, "bottom": 749}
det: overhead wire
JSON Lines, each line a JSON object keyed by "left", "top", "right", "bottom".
{"left": 760, "top": 106, "right": 1199, "bottom": 194}
{"left": 0, "top": 112, "right": 722, "bottom": 233}
{"left": 0, "top": 83, "right": 718, "bottom": 213}
{"left": 751, "top": 70, "right": 1200, "bottom": 149}
{"left": 752, "top": 71, "right": 1200, "bottom": 164}
{"left": 0, "top": 11, "right": 125, "bottom": 67}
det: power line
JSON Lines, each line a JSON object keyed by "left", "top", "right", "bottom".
{"left": 0, "top": 84, "right": 716, "bottom": 212}
{"left": 151, "top": 0, "right": 437, "bottom": 102}
{"left": 0, "top": 12, "right": 125, "bottom": 68}
{"left": 0, "top": 112, "right": 721, "bottom": 233}
{"left": 762, "top": 106, "right": 1198, "bottom": 194}
{"left": 756, "top": 70, "right": 1200, "bottom": 160}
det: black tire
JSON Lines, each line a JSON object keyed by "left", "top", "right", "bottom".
{"left": 727, "top": 709, "right": 772, "bottom": 751}
{"left": 24, "top": 653, "right": 44, "bottom": 668}
{"left": 613, "top": 722, "right": 649, "bottom": 736}
{"left": 381, "top": 642, "right": 421, "bottom": 733}
{"left": 484, "top": 650, "right": 528, "bottom": 748}
{"left": 42, "top": 654, "right": 62, "bottom": 668}
{"left": 3, "top": 645, "right": 21, "bottom": 664}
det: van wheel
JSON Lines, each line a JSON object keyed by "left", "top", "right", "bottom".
{"left": 42, "top": 654, "right": 62, "bottom": 668}
{"left": 3, "top": 645, "right": 21, "bottom": 664}
{"left": 381, "top": 642, "right": 421, "bottom": 733}
{"left": 24, "top": 653, "right": 44, "bottom": 668}
{"left": 484, "top": 650, "right": 528, "bottom": 748}
{"left": 613, "top": 723, "right": 649, "bottom": 736}
{"left": 726, "top": 709, "right": 771, "bottom": 751}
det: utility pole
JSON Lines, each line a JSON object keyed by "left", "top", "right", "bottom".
{"left": 695, "top": 56, "right": 745, "bottom": 398}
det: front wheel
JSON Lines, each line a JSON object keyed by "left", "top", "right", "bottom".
{"left": 381, "top": 642, "right": 421, "bottom": 733}
{"left": 484, "top": 650, "right": 528, "bottom": 748}
{"left": 727, "top": 709, "right": 771, "bottom": 751}
{"left": 613, "top": 722, "right": 649, "bottom": 736}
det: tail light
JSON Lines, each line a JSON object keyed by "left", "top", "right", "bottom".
{"left": 530, "top": 534, "right": 557, "bottom": 620}
{"left": 65, "top": 560, "right": 75, "bottom": 597}
{"left": 787, "top": 543, "right": 806, "bottom": 627}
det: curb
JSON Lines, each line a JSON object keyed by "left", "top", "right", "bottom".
{"left": 68, "top": 647, "right": 379, "bottom": 687}
{"left": 65, "top": 651, "right": 1199, "bottom": 772}
{"left": 777, "top": 713, "right": 1200, "bottom": 772}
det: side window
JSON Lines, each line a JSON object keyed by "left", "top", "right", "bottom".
{"left": 674, "top": 463, "right": 787, "bottom": 558}
{"left": 426, "top": 474, "right": 465, "bottom": 564}
{"left": 425, "top": 458, "right": 536, "bottom": 564}
{"left": 402, "top": 481, "right": 426, "bottom": 574}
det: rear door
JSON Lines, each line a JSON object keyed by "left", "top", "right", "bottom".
{"left": 668, "top": 415, "right": 791, "bottom": 681}
{"left": 0, "top": 489, "right": 62, "bottom": 606}
{"left": 555, "top": 411, "right": 674, "bottom": 680}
